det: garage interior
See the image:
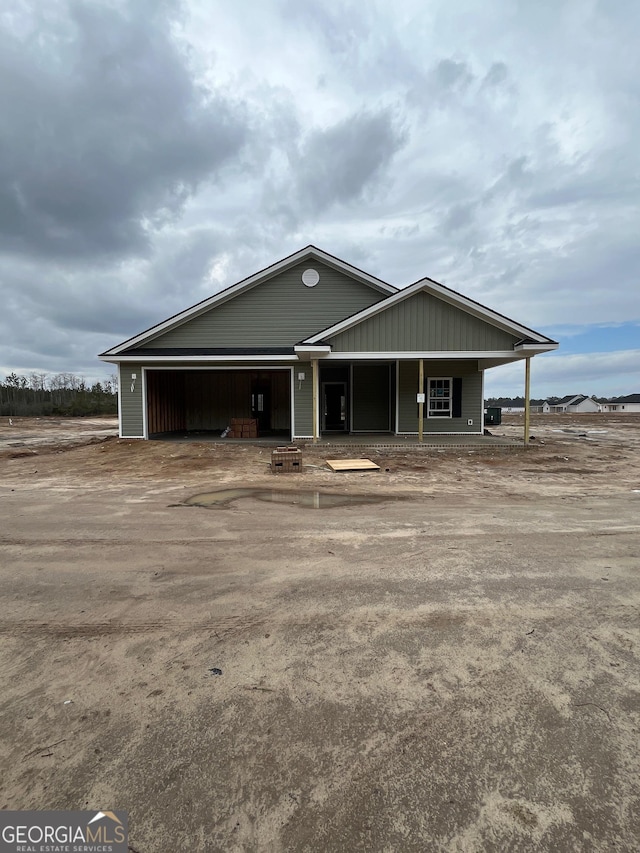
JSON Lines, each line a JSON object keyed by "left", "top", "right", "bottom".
{"left": 146, "top": 369, "right": 291, "bottom": 439}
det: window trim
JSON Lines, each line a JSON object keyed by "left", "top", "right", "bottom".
{"left": 427, "top": 376, "right": 453, "bottom": 419}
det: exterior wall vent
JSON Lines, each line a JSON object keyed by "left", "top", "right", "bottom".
{"left": 302, "top": 268, "right": 320, "bottom": 287}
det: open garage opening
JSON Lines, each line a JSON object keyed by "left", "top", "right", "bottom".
{"left": 145, "top": 369, "right": 292, "bottom": 440}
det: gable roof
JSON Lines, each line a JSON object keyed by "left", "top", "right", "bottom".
{"left": 101, "top": 245, "right": 397, "bottom": 357}
{"left": 553, "top": 394, "right": 591, "bottom": 405}
{"left": 301, "top": 276, "right": 558, "bottom": 348}
{"left": 608, "top": 393, "right": 640, "bottom": 403}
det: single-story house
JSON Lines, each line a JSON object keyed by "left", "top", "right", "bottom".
{"left": 601, "top": 394, "right": 640, "bottom": 413}
{"left": 100, "top": 246, "right": 558, "bottom": 440}
{"left": 544, "top": 395, "right": 601, "bottom": 414}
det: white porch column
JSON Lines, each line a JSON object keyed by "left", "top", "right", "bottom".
{"left": 524, "top": 357, "right": 531, "bottom": 445}
{"left": 418, "top": 359, "right": 424, "bottom": 443}
{"left": 312, "top": 358, "right": 319, "bottom": 443}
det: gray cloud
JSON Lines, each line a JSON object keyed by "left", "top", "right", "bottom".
{"left": 481, "top": 62, "right": 509, "bottom": 89}
{"left": 0, "top": 0, "right": 249, "bottom": 260}
{"left": 441, "top": 203, "right": 476, "bottom": 233}
{"left": 292, "top": 110, "right": 406, "bottom": 214}
{"left": 1, "top": 0, "right": 639, "bottom": 394}
{"left": 281, "top": 0, "right": 424, "bottom": 97}
{"left": 430, "top": 59, "right": 475, "bottom": 95}
{"left": 281, "top": 0, "right": 366, "bottom": 59}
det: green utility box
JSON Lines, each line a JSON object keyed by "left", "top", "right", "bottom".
{"left": 484, "top": 407, "right": 502, "bottom": 426}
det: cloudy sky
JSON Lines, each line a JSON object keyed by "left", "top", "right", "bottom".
{"left": 1, "top": 0, "right": 638, "bottom": 398}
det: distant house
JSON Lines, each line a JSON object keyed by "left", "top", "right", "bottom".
{"left": 601, "top": 394, "right": 640, "bottom": 413}
{"left": 545, "top": 395, "right": 601, "bottom": 413}
{"left": 100, "top": 246, "right": 558, "bottom": 440}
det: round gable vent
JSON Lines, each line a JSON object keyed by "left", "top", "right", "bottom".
{"left": 302, "top": 268, "right": 320, "bottom": 287}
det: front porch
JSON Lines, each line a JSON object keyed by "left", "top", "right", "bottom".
{"left": 151, "top": 430, "right": 520, "bottom": 448}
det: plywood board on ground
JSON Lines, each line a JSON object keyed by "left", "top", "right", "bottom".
{"left": 326, "top": 458, "right": 380, "bottom": 471}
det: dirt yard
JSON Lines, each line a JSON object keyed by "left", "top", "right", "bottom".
{"left": 1, "top": 414, "right": 639, "bottom": 851}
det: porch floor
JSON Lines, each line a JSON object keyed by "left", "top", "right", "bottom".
{"left": 299, "top": 433, "right": 520, "bottom": 448}
{"left": 151, "top": 431, "right": 522, "bottom": 448}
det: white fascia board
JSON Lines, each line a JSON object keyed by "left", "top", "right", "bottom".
{"left": 514, "top": 342, "right": 559, "bottom": 352}
{"left": 102, "top": 246, "right": 396, "bottom": 356}
{"left": 101, "top": 355, "right": 298, "bottom": 364}
{"left": 302, "top": 279, "right": 556, "bottom": 346}
{"left": 324, "top": 350, "right": 531, "bottom": 361}
{"left": 294, "top": 345, "right": 331, "bottom": 358}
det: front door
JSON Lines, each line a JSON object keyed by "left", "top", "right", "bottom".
{"left": 251, "top": 381, "right": 271, "bottom": 432}
{"left": 322, "top": 382, "right": 347, "bottom": 431}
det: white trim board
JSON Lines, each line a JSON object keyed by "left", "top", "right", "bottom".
{"left": 426, "top": 376, "right": 453, "bottom": 419}
{"left": 104, "top": 347, "right": 557, "bottom": 366}
{"left": 102, "top": 355, "right": 298, "bottom": 364}
{"left": 125, "top": 364, "right": 296, "bottom": 371}
{"left": 142, "top": 367, "right": 148, "bottom": 439}
{"left": 320, "top": 351, "right": 545, "bottom": 361}
{"left": 141, "top": 365, "right": 296, "bottom": 441}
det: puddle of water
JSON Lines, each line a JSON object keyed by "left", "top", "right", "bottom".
{"left": 182, "top": 488, "right": 398, "bottom": 510}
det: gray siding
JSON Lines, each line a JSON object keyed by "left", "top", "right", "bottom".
{"left": 119, "top": 364, "right": 144, "bottom": 437}
{"left": 330, "top": 291, "right": 519, "bottom": 352}
{"left": 398, "top": 361, "right": 482, "bottom": 433}
{"left": 293, "top": 361, "right": 313, "bottom": 437}
{"left": 352, "top": 364, "right": 391, "bottom": 431}
{"left": 140, "top": 262, "right": 386, "bottom": 349}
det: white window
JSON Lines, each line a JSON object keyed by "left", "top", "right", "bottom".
{"left": 428, "top": 377, "right": 452, "bottom": 417}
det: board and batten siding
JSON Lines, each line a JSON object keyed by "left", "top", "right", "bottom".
{"left": 139, "top": 262, "right": 386, "bottom": 349}
{"left": 119, "top": 364, "right": 144, "bottom": 437}
{"left": 329, "top": 291, "right": 520, "bottom": 352}
{"left": 398, "top": 361, "right": 482, "bottom": 433}
{"left": 352, "top": 364, "right": 391, "bottom": 431}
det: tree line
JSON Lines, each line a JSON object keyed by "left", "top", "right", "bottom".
{"left": 0, "top": 372, "right": 118, "bottom": 417}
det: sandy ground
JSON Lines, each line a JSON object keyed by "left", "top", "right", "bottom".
{"left": 0, "top": 414, "right": 639, "bottom": 851}
{"left": 0, "top": 415, "right": 119, "bottom": 454}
